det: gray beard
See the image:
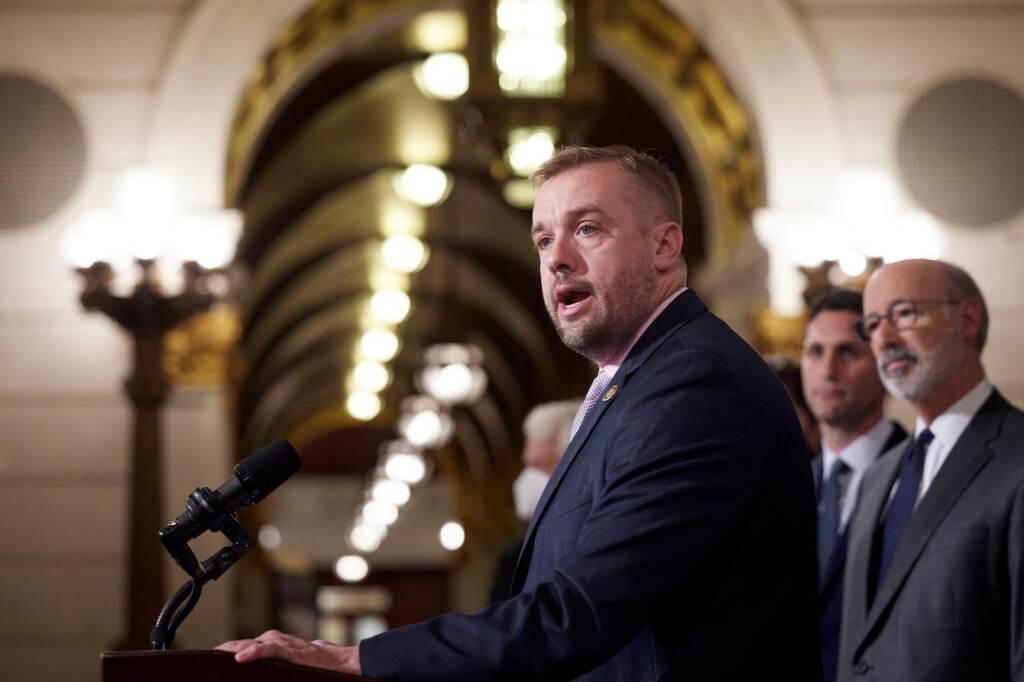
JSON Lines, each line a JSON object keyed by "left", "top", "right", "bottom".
{"left": 878, "top": 328, "right": 964, "bottom": 401}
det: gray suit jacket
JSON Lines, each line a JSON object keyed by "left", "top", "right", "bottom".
{"left": 838, "top": 390, "right": 1024, "bottom": 682}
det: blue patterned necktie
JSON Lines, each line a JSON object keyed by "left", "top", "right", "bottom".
{"left": 570, "top": 371, "right": 612, "bottom": 441}
{"left": 818, "top": 458, "right": 849, "bottom": 582}
{"left": 872, "top": 428, "right": 935, "bottom": 598}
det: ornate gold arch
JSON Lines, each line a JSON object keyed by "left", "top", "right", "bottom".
{"left": 223, "top": 0, "right": 764, "bottom": 265}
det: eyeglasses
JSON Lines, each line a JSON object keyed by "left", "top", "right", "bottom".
{"left": 853, "top": 299, "right": 961, "bottom": 341}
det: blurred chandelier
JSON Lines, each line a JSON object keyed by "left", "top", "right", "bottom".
{"left": 466, "top": 0, "right": 602, "bottom": 207}
{"left": 416, "top": 343, "right": 488, "bottom": 406}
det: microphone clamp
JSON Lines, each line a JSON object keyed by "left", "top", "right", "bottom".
{"left": 151, "top": 488, "right": 256, "bottom": 650}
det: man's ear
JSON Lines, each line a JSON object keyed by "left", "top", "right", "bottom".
{"left": 651, "top": 221, "right": 684, "bottom": 272}
{"left": 959, "top": 298, "right": 983, "bottom": 347}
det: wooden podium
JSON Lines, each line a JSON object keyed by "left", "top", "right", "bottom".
{"left": 101, "top": 650, "right": 377, "bottom": 682}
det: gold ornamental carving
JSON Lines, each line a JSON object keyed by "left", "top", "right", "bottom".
{"left": 164, "top": 306, "right": 241, "bottom": 387}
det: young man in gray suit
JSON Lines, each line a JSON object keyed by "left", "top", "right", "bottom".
{"left": 801, "top": 289, "right": 906, "bottom": 682}
{"left": 219, "top": 146, "right": 821, "bottom": 680}
{"left": 838, "top": 259, "right": 1024, "bottom": 681}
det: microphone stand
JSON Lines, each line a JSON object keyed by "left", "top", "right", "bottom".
{"left": 151, "top": 487, "right": 255, "bottom": 650}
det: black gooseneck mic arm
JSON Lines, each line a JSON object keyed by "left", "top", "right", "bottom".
{"left": 150, "top": 439, "right": 300, "bottom": 650}
{"left": 150, "top": 489, "right": 256, "bottom": 650}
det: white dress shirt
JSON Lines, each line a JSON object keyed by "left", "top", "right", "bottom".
{"left": 911, "top": 378, "right": 993, "bottom": 506}
{"left": 821, "top": 417, "right": 899, "bottom": 532}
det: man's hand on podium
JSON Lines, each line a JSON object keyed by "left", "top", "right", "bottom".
{"left": 216, "top": 629, "right": 361, "bottom": 675}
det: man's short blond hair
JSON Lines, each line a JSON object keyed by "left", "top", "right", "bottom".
{"left": 530, "top": 145, "right": 683, "bottom": 228}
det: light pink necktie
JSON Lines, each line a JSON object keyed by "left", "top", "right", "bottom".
{"left": 570, "top": 371, "right": 613, "bottom": 440}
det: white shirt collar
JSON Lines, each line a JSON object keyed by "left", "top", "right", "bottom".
{"left": 915, "top": 379, "right": 993, "bottom": 443}
{"left": 822, "top": 416, "right": 895, "bottom": 476}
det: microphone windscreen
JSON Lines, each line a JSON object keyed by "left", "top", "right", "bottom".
{"left": 235, "top": 439, "right": 301, "bottom": 503}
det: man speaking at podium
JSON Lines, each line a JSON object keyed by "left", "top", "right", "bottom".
{"left": 219, "top": 146, "right": 821, "bottom": 680}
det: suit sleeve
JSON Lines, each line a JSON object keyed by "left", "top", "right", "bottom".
{"left": 359, "top": 347, "right": 786, "bottom": 681}
{"left": 1010, "top": 469, "right": 1024, "bottom": 680}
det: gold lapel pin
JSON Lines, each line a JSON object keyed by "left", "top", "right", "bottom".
{"left": 602, "top": 385, "right": 619, "bottom": 401}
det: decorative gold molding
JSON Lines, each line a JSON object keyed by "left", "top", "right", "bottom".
{"left": 593, "top": 0, "right": 764, "bottom": 266}
{"left": 751, "top": 307, "right": 806, "bottom": 359}
{"left": 284, "top": 402, "right": 387, "bottom": 451}
{"left": 164, "top": 305, "right": 241, "bottom": 387}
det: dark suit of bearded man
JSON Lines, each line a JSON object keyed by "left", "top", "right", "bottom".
{"left": 839, "top": 389, "right": 1024, "bottom": 681}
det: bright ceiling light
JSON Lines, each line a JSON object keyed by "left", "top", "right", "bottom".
{"left": 352, "top": 360, "right": 390, "bottom": 393}
{"left": 258, "top": 524, "right": 282, "bottom": 551}
{"left": 381, "top": 234, "right": 429, "bottom": 273}
{"left": 502, "top": 178, "right": 537, "bottom": 209}
{"left": 347, "top": 391, "right": 382, "bottom": 421}
{"left": 413, "top": 52, "right": 470, "bottom": 101}
{"left": 380, "top": 440, "right": 429, "bottom": 485}
{"left": 122, "top": 222, "right": 169, "bottom": 261}
{"left": 882, "top": 210, "right": 946, "bottom": 262}
{"left": 384, "top": 451, "right": 428, "bottom": 485}
{"left": 496, "top": 0, "right": 566, "bottom": 32}
{"left": 439, "top": 521, "right": 465, "bottom": 551}
{"left": 494, "top": 0, "right": 567, "bottom": 96}
{"left": 495, "top": 37, "right": 566, "bottom": 82}
{"left": 349, "top": 524, "right": 384, "bottom": 553}
{"left": 359, "top": 328, "right": 400, "bottom": 362}
{"left": 371, "top": 479, "right": 411, "bottom": 506}
{"left": 394, "top": 164, "right": 452, "bottom": 207}
{"left": 506, "top": 127, "right": 557, "bottom": 176}
{"left": 370, "top": 289, "right": 412, "bottom": 324}
{"left": 363, "top": 500, "right": 399, "bottom": 526}
{"left": 417, "top": 344, "right": 488, "bottom": 405}
{"left": 838, "top": 250, "right": 868, "bottom": 277}
{"left": 398, "top": 397, "right": 455, "bottom": 449}
{"left": 62, "top": 210, "right": 120, "bottom": 268}
{"left": 334, "top": 555, "right": 370, "bottom": 582}
{"left": 114, "top": 166, "right": 177, "bottom": 217}
{"left": 175, "top": 209, "right": 243, "bottom": 269}
{"left": 409, "top": 10, "right": 467, "bottom": 53}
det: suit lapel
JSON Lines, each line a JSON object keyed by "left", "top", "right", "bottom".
{"left": 509, "top": 290, "right": 707, "bottom": 593}
{"left": 857, "top": 393, "right": 1009, "bottom": 655}
{"left": 845, "top": 442, "right": 902, "bottom": 632}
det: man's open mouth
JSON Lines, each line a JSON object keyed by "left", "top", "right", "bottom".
{"left": 555, "top": 287, "right": 593, "bottom": 315}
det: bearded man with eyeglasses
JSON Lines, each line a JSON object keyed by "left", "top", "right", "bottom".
{"left": 838, "top": 258, "right": 1024, "bottom": 682}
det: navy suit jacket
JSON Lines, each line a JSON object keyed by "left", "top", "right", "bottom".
{"left": 360, "top": 290, "right": 822, "bottom": 681}
{"left": 812, "top": 423, "right": 907, "bottom": 682}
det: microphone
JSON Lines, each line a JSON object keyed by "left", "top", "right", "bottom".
{"left": 152, "top": 439, "right": 300, "bottom": 649}
{"left": 207, "top": 438, "right": 302, "bottom": 514}
{"left": 160, "top": 439, "right": 301, "bottom": 574}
